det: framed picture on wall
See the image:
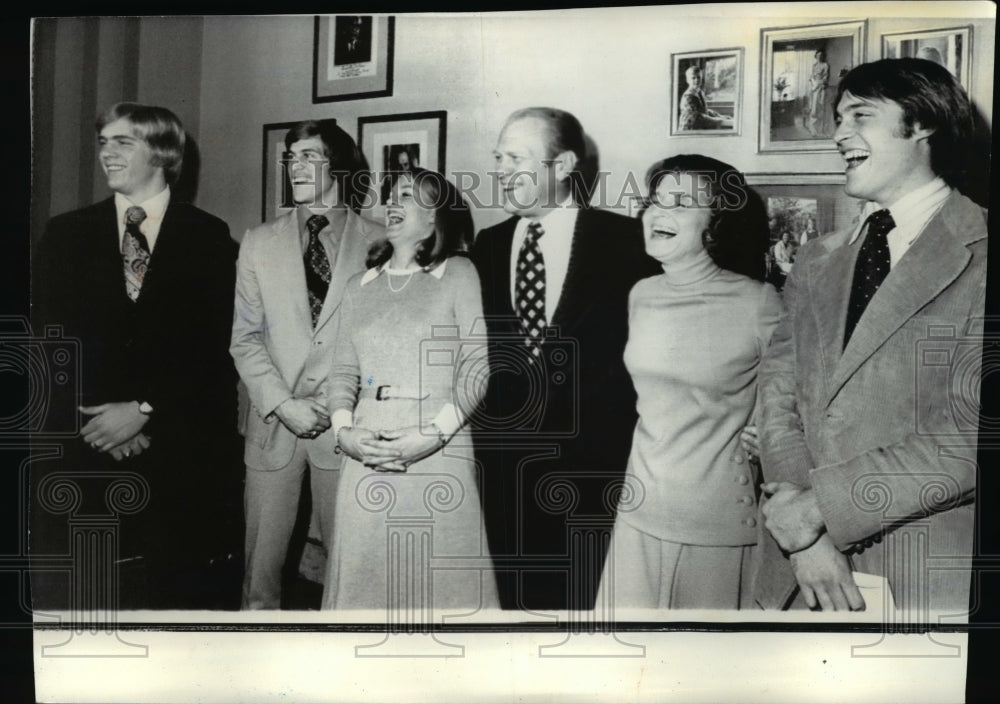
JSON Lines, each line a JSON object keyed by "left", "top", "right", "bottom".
{"left": 312, "top": 15, "right": 395, "bottom": 103}
{"left": 670, "top": 48, "right": 743, "bottom": 136}
{"left": 358, "top": 110, "right": 447, "bottom": 205}
{"left": 261, "top": 119, "right": 324, "bottom": 222}
{"left": 882, "top": 26, "right": 972, "bottom": 90}
{"left": 746, "top": 173, "right": 863, "bottom": 290}
{"left": 759, "top": 20, "right": 866, "bottom": 153}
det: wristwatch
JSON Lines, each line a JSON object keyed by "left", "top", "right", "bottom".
{"left": 137, "top": 401, "right": 154, "bottom": 415}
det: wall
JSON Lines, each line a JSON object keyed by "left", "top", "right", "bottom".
{"left": 196, "top": 5, "right": 995, "bottom": 241}
{"left": 31, "top": 16, "right": 203, "bottom": 243}
{"left": 32, "top": 5, "right": 996, "bottom": 242}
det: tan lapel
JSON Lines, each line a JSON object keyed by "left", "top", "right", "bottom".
{"left": 313, "top": 209, "right": 374, "bottom": 334}
{"left": 824, "top": 192, "right": 985, "bottom": 407}
{"left": 806, "top": 227, "right": 856, "bottom": 386}
{"left": 267, "top": 211, "right": 314, "bottom": 339}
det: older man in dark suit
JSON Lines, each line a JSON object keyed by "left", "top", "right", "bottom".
{"left": 32, "top": 102, "right": 241, "bottom": 609}
{"left": 755, "top": 59, "right": 985, "bottom": 618}
{"left": 470, "top": 107, "right": 658, "bottom": 610}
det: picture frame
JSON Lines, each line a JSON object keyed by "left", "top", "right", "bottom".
{"left": 882, "top": 25, "right": 972, "bottom": 90}
{"left": 746, "top": 173, "right": 863, "bottom": 290}
{"left": 358, "top": 110, "right": 447, "bottom": 205}
{"left": 261, "top": 120, "right": 321, "bottom": 223}
{"left": 759, "top": 20, "right": 867, "bottom": 153}
{"left": 670, "top": 47, "right": 743, "bottom": 136}
{"left": 312, "top": 15, "right": 395, "bottom": 103}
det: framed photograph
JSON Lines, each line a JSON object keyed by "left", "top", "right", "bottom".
{"left": 358, "top": 110, "right": 447, "bottom": 205}
{"left": 312, "top": 15, "right": 395, "bottom": 103}
{"left": 261, "top": 120, "right": 322, "bottom": 222}
{"left": 759, "top": 20, "right": 866, "bottom": 152}
{"left": 746, "top": 173, "right": 863, "bottom": 290}
{"left": 882, "top": 26, "right": 972, "bottom": 90}
{"left": 670, "top": 48, "right": 743, "bottom": 135}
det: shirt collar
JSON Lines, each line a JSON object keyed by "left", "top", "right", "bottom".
{"left": 848, "top": 177, "right": 950, "bottom": 245}
{"left": 297, "top": 204, "right": 336, "bottom": 234}
{"left": 360, "top": 258, "right": 448, "bottom": 286}
{"left": 529, "top": 196, "right": 577, "bottom": 227}
{"left": 115, "top": 185, "right": 171, "bottom": 225}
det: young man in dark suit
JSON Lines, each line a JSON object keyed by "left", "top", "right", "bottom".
{"left": 470, "top": 107, "right": 658, "bottom": 610}
{"left": 32, "top": 102, "right": 241, "bottom": 609}
{"left": 755, "top": 59, "right": 986, "bottom": 618}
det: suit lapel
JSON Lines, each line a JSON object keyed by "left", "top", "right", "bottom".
{"left": 486, "top": 218, "right": 517, "bottom": 318}
{"left": 550, "top": 209, "right": 591, "bottom": 332}
{"left": 314, "top": 209, "right": 367, "bottom": 334}
{"left": 268, "top": 211, "right": 314, "bottom": 337}
{"left": 807, "top": 228, "right": 856, "bottom": 387}
{"left": 94, "top": 198, "right": 129, "bottom": 298}
{"left": 824, "top": 192, "right": 982, "bottom": 406}
{"left": 134, "top": 201, "right": 181, "bottom": 307}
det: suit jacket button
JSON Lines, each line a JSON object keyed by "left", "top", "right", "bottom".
{"left": 737, "top": 475, "right": 749, "bottom": 485}
{"left": 744, "top": 517, "right": 757, "bottom": 527}
{"left": 740, "top": 496, "right": 754, "bottom": 505}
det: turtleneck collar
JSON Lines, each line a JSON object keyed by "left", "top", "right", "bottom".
{"left": 658, "top": 248, "right": 722, "bottom": 286}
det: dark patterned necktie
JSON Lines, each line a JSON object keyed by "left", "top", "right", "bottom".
{"left": 304, "top": 214, "right": 332, "bottom": 327}
{"left": 515, "top": 221, "right": 546, "bottom": 357}
{"left": 122, "top": 206, "right": 150, "bottom": 302}
{"left": 844, "top": 208, "right": 895, "bottom": 347}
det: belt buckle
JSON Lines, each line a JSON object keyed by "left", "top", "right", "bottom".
{"left": 376, "top": 385, "right": 391, "bottom": 401}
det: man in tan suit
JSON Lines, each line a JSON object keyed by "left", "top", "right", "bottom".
{"left": 754, "top": 59, "right": 986, "bottom": 617}
{"left": 231, "top": 120, "right": 382, "bottom": 609}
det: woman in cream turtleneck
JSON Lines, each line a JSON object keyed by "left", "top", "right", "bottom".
{"left": 599, "top": 154, "right": 780, "bottom": 610}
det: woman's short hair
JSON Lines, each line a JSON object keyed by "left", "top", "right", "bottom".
{"left": 96, "top": 102, "right": 186, "bottom": 184}
{"left": 366, "top": 168, "right": 475, "bottom": 271}
{"left": 644, "top": 153, "right": 769, "bottom": 281}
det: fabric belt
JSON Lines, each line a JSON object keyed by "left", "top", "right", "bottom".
{"left": 359, "top": 384, "right": 430, "bottom": 401}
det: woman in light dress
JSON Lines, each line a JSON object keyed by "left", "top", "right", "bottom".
{"left": 322, "top": 168, "right": 498, "bottom": 614}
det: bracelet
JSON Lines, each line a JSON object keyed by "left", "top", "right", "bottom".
{"left": 428, "top": 421, "right": 447, "bottom": 448}
{"left": 335, "top": 426, "right": 352, "bottom": 453}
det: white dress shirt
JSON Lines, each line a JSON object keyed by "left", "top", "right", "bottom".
{"left": 509, "top": 199, "right": 579, "bottom": 322}
{"left": 114, "top": 186, "right": 171, "bottom": 253}
{"left": 849, "top": 177, "right": 951, "bottom": 269}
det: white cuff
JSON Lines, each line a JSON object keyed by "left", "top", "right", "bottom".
{"left": 332, "top": 409, "right": 354, "bottom": 435}
{"left": 431, "top": 403, "right": 463, "bottom": 438}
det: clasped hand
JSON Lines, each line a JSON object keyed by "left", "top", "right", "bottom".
{"left": 761, "top": 481, "right": 865, "bottom": 611}
{"left": 338, "top": 425, "right": 441, "bottom": 472}
{"left": 275, "top": 397, "right": 331, "bottom": 438}
{"left": 81, "top": 402, "right": 149, "bottom": 451}
{"left": 760, "top": 481, "right": 825, "bottom": 553}
{"left": 80, "top": 402, "right": 152, "bottom": 462}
